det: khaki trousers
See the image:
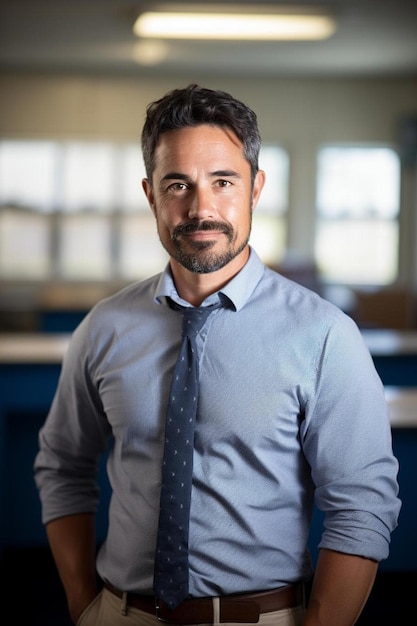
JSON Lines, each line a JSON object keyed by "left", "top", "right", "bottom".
{"left": 77, "top": 588, "right": 306, "bottom": 626}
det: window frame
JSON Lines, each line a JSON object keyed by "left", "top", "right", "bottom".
{"left": 314, "top": 142, "right": 401, "bottom": 288}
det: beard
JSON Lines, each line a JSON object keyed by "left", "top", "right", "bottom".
{"left": 159, "top": 217, "right": 252, "bottom": 274}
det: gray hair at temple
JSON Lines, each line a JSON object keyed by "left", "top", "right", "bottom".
{"left": 141, "top": 84, "right": 262, "bottom": 186}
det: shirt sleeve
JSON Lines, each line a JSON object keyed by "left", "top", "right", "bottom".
{"left": 34, "top": 314, "right": 112, "bottom": 524}
{"left": 301, "top": 312, "right": 401, "bottom": 561}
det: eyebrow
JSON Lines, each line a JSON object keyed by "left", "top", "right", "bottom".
{"left": 161, "top": 170, "right": 242, "bottom": 183}
{"left": 212, "top": 169, "right": 242, "bottom": 179}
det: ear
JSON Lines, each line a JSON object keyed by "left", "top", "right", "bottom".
{"left": 142, "top": 178, "right": 156, "bottom": 216}
{"left": 251, "top": 169, "right": 266, "bottom": 211}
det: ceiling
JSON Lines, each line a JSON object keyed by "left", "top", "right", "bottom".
{"left": 1, "top": 0, "right": 417, "bottom": 78}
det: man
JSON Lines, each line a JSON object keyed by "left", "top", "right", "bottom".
{"left": 34, "top": 84, "right": 401, "bottom": 626}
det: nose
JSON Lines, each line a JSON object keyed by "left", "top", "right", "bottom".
{"left": 187, "top": 185, "right": 215, "bottom": 220}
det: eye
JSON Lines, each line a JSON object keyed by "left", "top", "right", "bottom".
{"left": 217, "top": 179, "right": 232, "bottom": 188}
{"left": 167, "top": 182, "right": 188, "bottom": 191}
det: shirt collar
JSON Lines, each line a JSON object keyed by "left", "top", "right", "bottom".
{"left": 154, "top": 246, "right": 265, "bottom": 312}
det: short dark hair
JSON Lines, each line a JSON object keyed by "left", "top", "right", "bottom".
{"left": 141, "top": 84, "right": 261, "bottom": 184}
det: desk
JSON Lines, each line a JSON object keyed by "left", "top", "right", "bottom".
{"left": 0, "top": 333, "right": 70, "bottom": 363}
{"left": 385, "top": 386, "right": 417, "bottom": 428}
{"left": 362, "top": 329, "right": 417, "bottom": 386}
{"left": 362, "top": 330, "right": 417, "bottom": 355}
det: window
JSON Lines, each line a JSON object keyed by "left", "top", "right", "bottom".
{"left": 315, "top": 146, "right": 401, "bottom": 285}
{"left": 0, "top": 141, "right": 55, "bottom": 280}
{"left": 0, "top": 140, "right": 57, "bottom": 211}
{"left": 0, "top": 140, "right": 289, "bottom": 281}
{"left": 0, "top": 208, "right": 51, "bottom": 279}
{"left": 251, "top": 145, "right": 288, "bottom": 266}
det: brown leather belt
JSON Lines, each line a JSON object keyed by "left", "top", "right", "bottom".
{"left": 103, "top": 581, "right": 304, "bottom": 624}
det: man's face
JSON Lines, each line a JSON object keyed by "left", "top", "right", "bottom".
{"left": 142, "top": 124, "right": 264, "bottom": 274}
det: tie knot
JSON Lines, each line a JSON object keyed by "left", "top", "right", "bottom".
{"left": 182, "top": 304, "right": 218, "bottom": 338}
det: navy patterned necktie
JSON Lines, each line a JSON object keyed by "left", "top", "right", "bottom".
{"left": 153, "top": 302, "right": 218, "bottom": 609}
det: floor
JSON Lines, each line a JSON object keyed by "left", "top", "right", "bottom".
{"left": 2, "top": 547, "right": 415, "bottom": 625}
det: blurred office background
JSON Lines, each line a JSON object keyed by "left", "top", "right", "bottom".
{"left": 0, "top": 1, "right": 416, "bottom": 623}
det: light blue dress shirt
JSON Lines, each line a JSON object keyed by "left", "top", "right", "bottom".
{"left": 34, "top": 247, "right": 401, "bottom": 597}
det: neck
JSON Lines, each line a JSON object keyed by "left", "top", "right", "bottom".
{"left": 170, "top": 247, "right": 249, "bottom": 306}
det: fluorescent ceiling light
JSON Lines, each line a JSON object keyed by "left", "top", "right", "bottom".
{"left": 133, "top": 10, "right": 337, "bottom": 41}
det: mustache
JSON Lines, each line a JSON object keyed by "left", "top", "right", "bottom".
{"left": 173, "top": 220, "right": 233, "bottom": 238}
